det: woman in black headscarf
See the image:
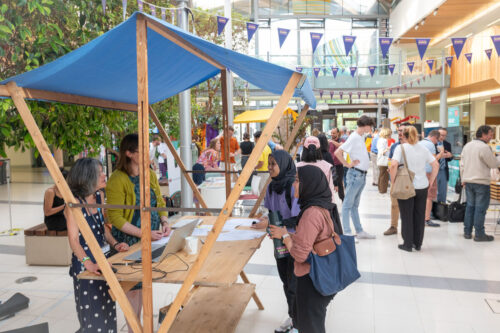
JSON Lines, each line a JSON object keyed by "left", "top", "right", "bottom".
{"left": 252, "top": 150, "right": 300, "bottom": 333}
{"left": 270, "top": 165, "right": 337, "bottom": 333}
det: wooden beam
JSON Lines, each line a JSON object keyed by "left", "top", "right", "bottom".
{"left": 0, "top": 84, "right": 137, "bottom": 112}
{"left": 145, "top": 17, "right": 225, "bottom": 70}
{"left": 157, "top": 72, "right": 302, "bottom": 333}
{"left": 240, "top": 271, "right": 264, "bottom": 310}
{"left": 221, "top": 70, "right": 232, "bottom": 199}
{"left": 149, "top": 106, "right": 211, "bottom": 214}
{"left": 249, "top": 104, "right": 309, "bottom": 217}
{"left": 137, "top": 15, "right": 154, "bottom": 333}
{"left": 6, "top": 82, "right": 142, "bottom": 333}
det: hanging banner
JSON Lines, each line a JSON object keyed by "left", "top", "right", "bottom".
{"left": 122, "top": 0, "right": 127, "bottom": 20}
{"left": 465, "top": 52, "right": 472, "bottom": 63}
{"left": 445, "top": 56, "right": 453, "bottom": 68}
{"left": 331, "top": 66, "right": 339, "bottom": 78}
{"left": 426, "top": 59, "right": 435, "bottom": 71}
{"left": 415, "top": 38, "right": 430, "bottom": 60}
{"left": 149, "top": 4, "right": 156, "bottom": 17}
{"left": 310, "top": 32, "right": 323, "bottom": 54}
{"left": 343, "top": 35, "right": 356, "bottom": 56}
{"left": 448, "top": 106, "right": 460, "bottom": 127}
{"left": 295, "top": 66, "right": 303, "bottom": 73}
{"left": 313, "top": 67, "right": 321, "bottom": 78}
{"left": 451, "top": 37, "right": 466, "bottom": 59}
{"left": 138, "top": 0, "right": 143, "bottom": 11}
{"left": 102, "top": 0, "right": 106, "bottom": 14}
{"left": 246, "top": 22, "right": 259, "bottom": 42}
{"left": 492, "top": 35, "right": 500, "bottom": 56}
{"left": 368, "top": 65, "right": 376, "bottom": 77}
{"left": 278, "top": 28, "right": 290, "bottom": 48}
{"left": 379, "top": 37, "right": 393, "bottom": 59}
{"left": 217, "top": 16, "right": 229, "bottom": 35}
{"left": 350, "top": 66, "right": 357, "bottom": 77}
{"left": 319, "top": 90, "right": 324, "bottom": 99}
{"left": 407, "top": 62, "right": 415, "bottom": 73}
{"left": 388, "top": 64, "right": 395, "bottom": 75}
{"left": 485, "top": 49, "right": 492, "bottom": 60}
{"left": 161, "top": 7, "right": 166, "bottom": 20}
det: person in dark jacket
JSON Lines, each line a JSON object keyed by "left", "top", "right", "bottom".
{"left": 436, "top": 128, "right": 453, "bottom": 203}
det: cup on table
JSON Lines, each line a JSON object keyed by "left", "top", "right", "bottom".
{"left": 184, "top": 236, "right": 198, "bottom": 255}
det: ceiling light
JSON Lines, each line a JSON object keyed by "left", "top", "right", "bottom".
{"left": 487, "top": 18, "right": 500, "bottom": 27}
{"left": 433, "top": 9, "right": 438, "bottom": 16}
{"left": 465, "top": 33, "right": 473, "bottom": 38}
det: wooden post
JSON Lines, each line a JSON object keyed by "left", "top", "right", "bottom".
{"left": 149, "top": 107, "right": 211, "bottom": 214}
{"left": 6, "top": 82, "right": 143, "bottom": 333}
{"left": 221, "top": 70, "right": 232, "bottom": 199}
{"left": 157, "top": 72, "right": 302, "bottom": 333}
{"left": 136, "top": 15, "right": 154, "bottom": 333}
{"left": 249, "top": 104, "right": 309, "bottom": 217}
{"left": 240, "top": 271, "right": 264, "bottom": 310}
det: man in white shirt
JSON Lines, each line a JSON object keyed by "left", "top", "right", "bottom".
{"left": 334, "top": 116, "right": 376, "bottom": 239}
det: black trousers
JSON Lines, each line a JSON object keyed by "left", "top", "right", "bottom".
{"left": 296, "top": 274, "right": 334, "bottom": 333}
{"left": 398, "top": 188, "right": 428, "bottom": 249}
{"left": 333, "top": 164, "right": 345, "bottom": 201}
{"left": 276, "top": 255, "right": 297, "bottom": 327}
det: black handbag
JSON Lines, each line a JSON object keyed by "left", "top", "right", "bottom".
{"left": 432, "top": 201, "right": 449, "bottom": 222}
{"left": 455, "top": 175, "right": 463, "bottom": 194}
{"left": 448, "top": 189, "right": 466, "bottom": 223}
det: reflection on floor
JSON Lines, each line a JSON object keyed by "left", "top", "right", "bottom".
{"left": 0, "top": 166, "right": 500, "bottom": 332}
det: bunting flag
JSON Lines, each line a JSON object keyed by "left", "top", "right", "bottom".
{"left": 397, "top": 87, "right": 400, "bottom": 93}
{"left": 102, "top": 0, "right": 106, "bottom": 14}
{"left": 149, "top": 4, "right": 156, "bottom": 17}
{"left": 410, "top": 82, "right": 414, "bottom": 88}
{"left": 138, "top": 0, "right": 143, "bottom": 11}
{"left": 357, "top": 91, "right": 361, "bottom": 99}
{"left": 310, "top": 32, "right": 323, "bottom": 53}
{"left": 379, "top": 37, "right": 393, "bottom": 59}
{"left": 122, "top": 0, "right": 127, "bottom": 20}
{"left": 415, "top": 38, "right": 430, "bottom": 59}
{"left": 217, "top": 16, "right": 229, "bottom": 35}
{"left": 341, "top": 68, "right": 345, "bottom": 73}
{"left": 388, "top": 64, "right": 395, "bottom": 75}
{"left": 339, "top": 91, "right": 343, "bottom": 99}
{"left": 451, "top": 37, "right": 466, "bottom": 59}
{"left": 161, "top": 7, "right": 166, "bottom": 21}
{"left": 348, "top": 92, "right": 352, "bottom": 99}
{"left": 374, "top": 91, "right": 378, "bottom": 98}
{"left": 319, "top": 90, "right": 324, "bottom": 99}
{"left": 295, "top": 66, "right": 303, "bottom": 73}
{"left": 417, "top": 78, "right": 421, "bottom": 84}
{"left": 246, "top": 23, "right": 259, "bottom": 42}
{"left": 313, "top": 67, "right": 321, "bottom": 78}
{"left": 426, "top": 59, "right": 435, "bottom": 71}
{"left": 278, "top": 28, "right": 290, "bottom": 48}
{"left": 485, "top": 48, "right": 492, "bottom": 60}
{"left": 403, "top": 84, "right": 407, "bottom": 90}
{"left": 368, "top": 65, "right": 376, "bottom": 77}
{"left": 350, "top": 66, "right": 357, "bottom": 77}
{"left": 422, "top": 75, "right": 426, "bottom": 81}
{"left": 445, "top": 56, "right": 453, "bottom": 68}
{"left": 365, "top": 91, "right": 369, "bottom": 98}
{"left": 330, "top": 91, "right": 334, "bottom": 100}
{"left": 382, "top": 90, "right": 385, "bottom": 96}
{"left": 343, "top": 36, "right": 356, "bottom": 56}
{"left": 492, "top": 35, "right": 500, "bottom": 56}
{"left": 407, "top": 62, "right": 415, "bottom": 73}
{"left": 465, "top": 52, "right": 472, "bottom": 63}
{"left": 389, "top": 88, "right": 393, "bottom": 94}
{"left": 331, "top": 67, "right": 339, "bottom": 78}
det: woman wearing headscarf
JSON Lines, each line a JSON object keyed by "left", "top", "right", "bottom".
{"left": 252, "top": 150, "right": 300, "bottom": 333}
{"left": 270, "top": 165, "right": 336, "bottom": 333}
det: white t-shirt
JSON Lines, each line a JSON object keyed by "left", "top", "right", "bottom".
{"left": 340, "top": 131, "right": 370, "bottom": 171}
{"left": 392, "top": 143, "right": 436, "bottom": 189}
{"left": 150, "top": 142, "right": 168, "bottom": 164}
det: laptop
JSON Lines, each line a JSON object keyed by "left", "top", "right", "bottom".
{"left": 124, "top": 219, "right": 199, "bottom": 263}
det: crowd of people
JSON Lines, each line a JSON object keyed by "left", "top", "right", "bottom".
{"left": 42, "top": 119, "right": 500, "bottom": 333}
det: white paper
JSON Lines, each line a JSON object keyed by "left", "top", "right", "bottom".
{"left": 172, "top": 218, "right": 201, "bottom": 229}
{"left": 216, "top": 229, "right": 266, "bottom": 242}
{"left": 226, "top": 218, "right": 259, "bottom": 227}
{"left": 151, "top": 235, "right": 171, "bottom": 246}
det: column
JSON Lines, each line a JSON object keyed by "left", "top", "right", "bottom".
{"left": 419, "top": 93, "right": 426, "bottom": 124}
{"left": 439, "top": 88, "right": 447, "bottom": 127}
{"left": 224, "top": 0, "right": 234, "bottom": 125}
{"left": 377, "top": 100, "right": 382, "bottom": 128}
{"left": 471, "top": 100, "right": 486, "bottom": 132}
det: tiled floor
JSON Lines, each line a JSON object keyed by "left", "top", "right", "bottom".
{"left": 1, "top": 166, "right": 500, "bottom": 332}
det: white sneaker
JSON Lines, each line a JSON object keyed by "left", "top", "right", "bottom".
{"left": 357, "top": 231, "right": 376, "bottom": 239}
{"left": 275, "top": 317, "right": 293, "bottom": 333}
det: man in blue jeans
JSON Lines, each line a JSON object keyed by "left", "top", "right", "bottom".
{"left": 436, "top": 128, "right": 453, "bottom": 203}
{"left": 335, "top": 116, "right": 376, "bottom": 239}
{"left": 460, "top": 125, "right": 500, "bottom": 242}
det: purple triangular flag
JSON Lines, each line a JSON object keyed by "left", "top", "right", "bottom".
{"left": 382, "top": 90, "right": 385, "bottom": 96}
{"left": 417, "top": 78, "right": 420, "bottom": 84}
{"left": 149, "top": 4, "right": 156, "bottom": 17}
{"left": 415, "top": 38, "right": 430, "bottom": 60}
{"left": 357, "top": 91, "right": 361, "bottom": 99}
{"left": 331, "top": 67, "right": 338, "bottom": 78}
{"left": 341, "top": 68, "right": 345, "bottom": 73}
{"left": 278, "top": 28, "right": 290, "bottom": 48}
{"left": 368, "top": 65, "right": 376, "bottom": 77}
{"left": 426, "top": 59, "right": 435, "bottom": 71}
{"left": 492, "top": 35, "right": 500, "bottom": 56}
{"left": 137, "top": 0, "right": 143, "bottom": 11}
{"left": 365, "top": 91, "right": 369, "bottom": 98}
{"left": 339, "top": 91, "right": 343, "bottom": 99}
{"left": 313, "top": 67, "right": 321, "bottom": 78}
{"left": 217, "top": 16, "right": 229, "bottom": 35}
{"left": 246, "top": 22, "right": 259, "bottom": 42}
{"left": 403, "top": 84, "right": 407, "bottom": 90}
{"left": 388, "top": 64, "right": 395, "bottom": 75}
{"left": 374, "top": 91, "right": 378, "bottom": 98}
{"left": 407, "top": 62, "right": 415, "bottom": 73}
{"left": 445, "top": 56, "right": 453, "bottom": 68}
{"left": 330, "top": 91, "right": 334, "bottom": 100}
{"left": 295, "top": 66, "right": 303, "bottom": 73}
{"left": 319, "top": 90, "right": 324, "bottom": 99}
{"left": 102, "top": 0, "right": 106, "bottom": 14}
{"left": 350, "top": 66, "right": 357, "bottom": 77}
{"left": 389, "top": 88, "right": 393, "bottom": 94}
{"left": 451, "top": 37, "right": 466, "bottom": 59}
{"left": 161, "top": 8, "right": 166, "bottom": 21}
{"left": 122, "top": 0, "right": 127, "bottom": 20}
{"left": 465, "top": 53, "right": 472, "bottom": 63}
{"left": 410, "top": 81, "right": 414, "bottom": 88}
{"left": 348, "top": 92, "right": 352, "bottom": 99}
{"left": 379, "top": 37, "right": 393, "bottom": 59}
{"left": 485, "top": 49, "right": 492, "bottom": 60}
{"left": 310, "top": 32, "right": 323, "bottom": 54}
{"left": 397, "top": 87, "right": 400, "bottom": 93}
{"left": 343, "top": 36, "right": 356, "bottom": 56}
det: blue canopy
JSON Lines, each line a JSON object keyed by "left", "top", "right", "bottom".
{"left": 1, "top": 12, "right": 315, "bottom": 108}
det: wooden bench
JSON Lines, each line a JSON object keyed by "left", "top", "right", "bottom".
{"left": 24, "top": 224, "right": 72, "bottom": 266}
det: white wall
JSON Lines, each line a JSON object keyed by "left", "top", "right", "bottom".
{"left": 486, "top": 102, "right": 500, "bottom": 117}
{"left": 390, "top": 0, "right": 447, "bottom": 39}
{"left": 4, "top": 145, "right": 32, "bottom": 166}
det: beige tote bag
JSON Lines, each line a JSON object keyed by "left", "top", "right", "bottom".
{"left": 390, "top": 145, "right": 416, "bottom": 200}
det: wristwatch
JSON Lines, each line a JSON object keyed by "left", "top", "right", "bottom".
{"left": 282, "top": 233, "right": 290, "bottom": 241}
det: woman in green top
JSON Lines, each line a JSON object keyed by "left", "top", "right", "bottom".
{"left": 106, "top": 133, "right": 171, "bottom": 333}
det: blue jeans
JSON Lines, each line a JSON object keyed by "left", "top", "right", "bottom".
{"left": 436, "top": 169, "right": 448, "bottom": 203}
{"left": 464, "top": 183, "right": 490, "bottom": 236}
{"left": 342, "top": 168, "right": 366, "bottom": 234}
